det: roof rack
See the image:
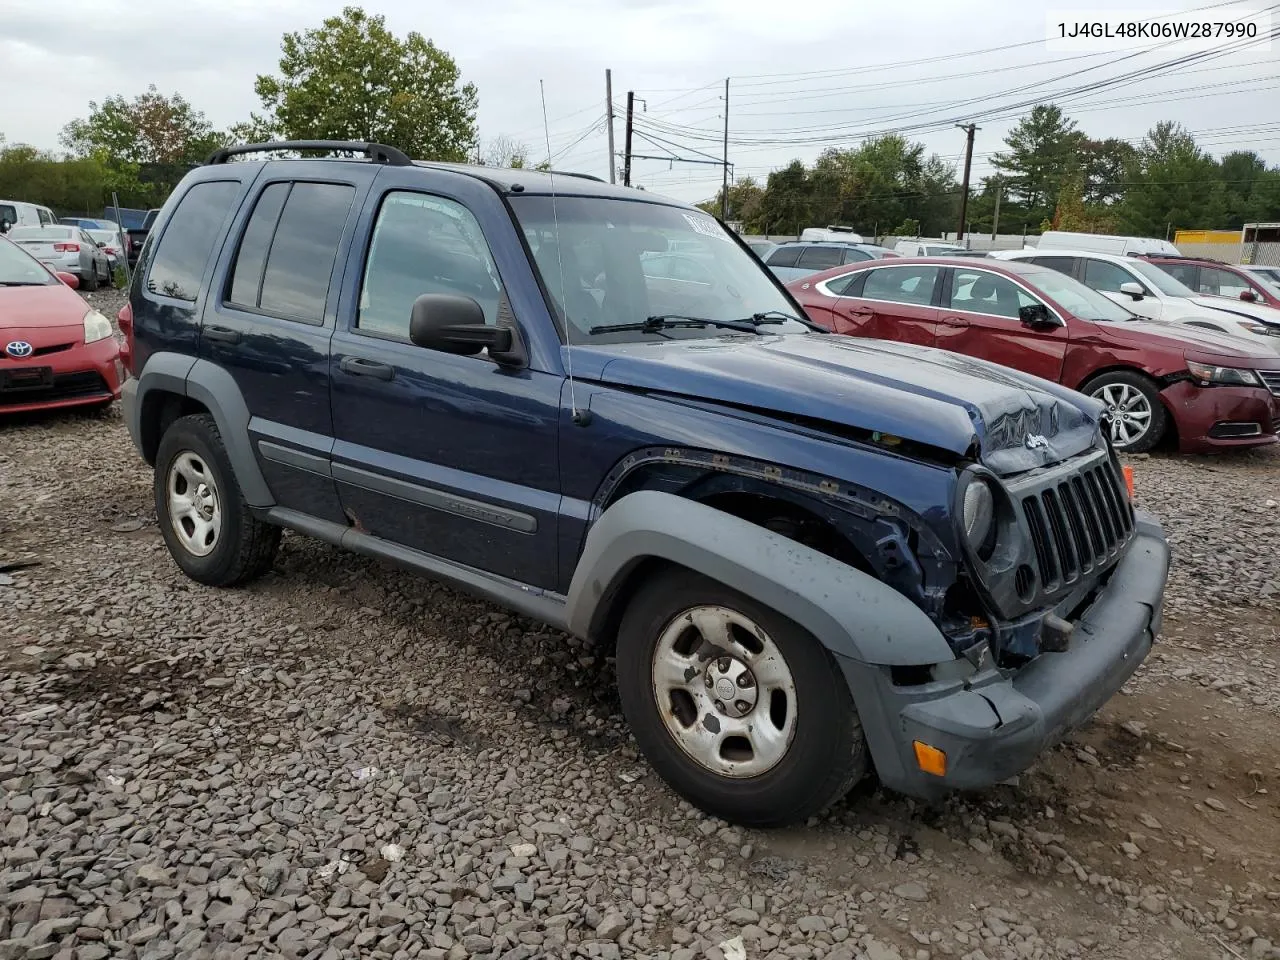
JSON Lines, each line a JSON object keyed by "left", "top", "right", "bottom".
{"left": 205, "top": 140, "right": 413, "bottom": 166}
{"left": 545, "top": 169, "right": 605, "bottom": 183}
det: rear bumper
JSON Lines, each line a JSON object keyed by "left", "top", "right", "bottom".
{"left": 1162, "top": 380, "right": 1280, "bottom": 451}
{"left": 841, "top": 510, "right": 1169, "bottom": 799}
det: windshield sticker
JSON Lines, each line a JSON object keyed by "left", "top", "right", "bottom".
{"left": 682, "top": 214, "right": 731, "bottom": 243}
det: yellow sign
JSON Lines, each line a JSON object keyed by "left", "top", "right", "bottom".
{"left": 1173, "top": 229, "right": 1239, "bottom": 244}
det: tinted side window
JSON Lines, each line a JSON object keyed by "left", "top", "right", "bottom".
{"left": 798, "top": 246, "right": 843, "bottom": 269}
{"left": 358, "top": 191, "right": 505, "bottom": 338}
{"left": 37, "top": 208, "right": 53, "bottom": 225}
{"left": 257, "top": 183, "right": 355, "bottom": 323}
{"left": 842, "top": 248, "right": 873, "bottom": 264}
{"left": 227, "top": 183, "right": 290, "bottom": 309}
{"left": 765, "top": 245, "right": 801, "bottom": 268}
{"left": 1199, "top": 266, "right": 1251, "bottom": 298}
{"left": 824, "top": 272, "right": 864, "bottom": 296}
{"left": 1083, "top": 258, "right": 1141, "bottom": 294}
{"left": 147, "top": 181, "right": 239, "bottom": 301}
{"left": 861, "top": 265, "right": 940, "bottom": 306}
{"left": 1029, "top": 256, "right": 1077, "bottom": 276}
{"left": 950, "top": 269, "right": 1041, "bottom": 319}
{"left": 1160, "top": 263, "right": 1198, "bottom": 290}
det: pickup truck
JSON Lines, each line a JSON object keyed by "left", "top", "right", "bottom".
{"left": 117, "top": 140, "right": 1171, "bottom": 826}
{"left": 126, "top": 208, "right": 160, "bottom": 268}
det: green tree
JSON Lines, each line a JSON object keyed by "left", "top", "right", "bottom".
{"left": 1051, "top": 172, "right": 1119, "bottom": 233}
{"left": 757, "top": 160, "right": 814, "bottom": 235}
{"left": 1079, "top": 137, "right": 1136, "bottom": 206}
{"left": 699, "top": 177, "right": 766, "bottom": 227}
{"left": 251, "top": 6, "right": 478, "bottom": 162}
{"left": 1120, "top": 122, "right": 1225, "bottom": 236}
{"left": 0, "top": 143, "right": 112, "bottom": 215}
{"left": 481, "top": 135, "right": 529, "bottom": 169}
{"left": 990, "top": 105, "right": 1085, "bottom": 227}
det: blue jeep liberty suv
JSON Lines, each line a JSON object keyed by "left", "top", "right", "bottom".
{"left": 119, "top": 141, "right": 1171, "bottom": 826}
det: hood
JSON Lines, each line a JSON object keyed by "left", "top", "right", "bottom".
{"left": 583, "top": 334, "right": 1102, "bottom": 476}
{"left": 1187, "top": 295, "right": 1280, "bottom": 329}
{"left": 0, "top": 284, "right": 88, "bottom": 332}
{"left": 1099, "top": 319, "right": 1280, "bottom": 360}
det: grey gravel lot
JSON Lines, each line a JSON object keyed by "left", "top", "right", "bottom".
{"left": 2, "top": 288, "right": 1280, "bottom": 960}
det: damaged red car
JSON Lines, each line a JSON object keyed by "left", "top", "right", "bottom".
{"left": 0, "top": 236, "right": 123, "bottom": 414}
{"left": 788, "top": 257, "right": 1280, "bottom": 453}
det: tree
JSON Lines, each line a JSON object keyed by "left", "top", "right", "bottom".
{"left": 1219, "top": 150, "right": 1273, "bottom": 228}
{"left": 991, "top": 105, "right": 1085, "bottom": 227}
{"left": 698, "top": 177, "right": 765, "bottom": 226}
{"left": 1051, "top": 173, "right": 1119, "bottom": 233}
{"left": 251, "top": 6, "right": 478, "bottom": 162}
{"left": 1120, "top": 122, "right": 1225, "bottom": 236}
{"left": 61, "top": 85, "right": 223, "bottom": 166}
{"left": 482, "top": 135, "right": 530, "bottom": 169}
{"left": 1079, "top": 138, "right": 1136, "bottom": 206}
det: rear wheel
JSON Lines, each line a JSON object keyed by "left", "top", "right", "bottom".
{"left": 154, "top": 414, "right": 280, "bottom": 586}
{"left": 82, "top": 264, "right": 99, "bottom": 291}
{"left": 615, "top": 568, "right": 867, "bottom": 826}
{"left": 1082, "top": 369, "right": 1166, "bottom": 453}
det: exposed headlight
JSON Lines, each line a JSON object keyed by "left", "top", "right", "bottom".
{"left": 1187, "top": 360, "right": 1259, "bottom": 386}
{"left": 962, "top": 478, "right": 996, "bottom": 560}
{"left": 83, "top": 309, "right": 113, "bottom": 344}
{"left": 1236, "top": 320, "right": 1275, "bottom": 336}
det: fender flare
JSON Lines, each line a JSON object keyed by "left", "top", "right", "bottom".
{"left": 131, "top": 353, "right": 274, "bottom": 507}
{"left": 564, "top": 490, "right": 953, "bottom": 666}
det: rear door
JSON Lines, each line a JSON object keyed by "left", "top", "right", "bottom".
{"left": 200, "top": 163, "right": 377, "bottom": 524}
{"left": 832, "top": 263, "right": 941, "bottom": 346}
{"left": 934, "top": 266, "right": 1069, "bottom": 381}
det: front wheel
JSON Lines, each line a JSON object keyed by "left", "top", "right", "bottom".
{"left": 616, "top": 568, "right": 867, "bottom": 826}
{"left": 1082, "top": 370, "right": 1167, "bottom": 453}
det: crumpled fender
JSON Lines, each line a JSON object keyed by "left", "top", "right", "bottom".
{"left": 564, "top": 490, "right": 953, "bottom": 666}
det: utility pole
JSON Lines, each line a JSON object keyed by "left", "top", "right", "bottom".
{"left": 991, "top": 177, "right": 1002, "bottom": 241}
{"left": 623, "top": 91, "right": 635, "bottom": 187}
{"left": 605, "top": 70, "right": 616, "bottom": 184}
{"left": 721, "top": 78, "right": 730, "bottom": 221}
{"left": 956, "top": 123, "right": 977, "bottom": 242}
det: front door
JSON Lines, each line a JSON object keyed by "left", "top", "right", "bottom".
{"left": 933, "top": 266, "right": 1069, "bottom": 382}
{"left": 1080, "top": 257, "right": 1162, "bottom": 320}
{"left": 834, "top": 263, "right": 942, "bottom": 346}
{"left": 328, "top": 171, "right": 563, "bottom": 589}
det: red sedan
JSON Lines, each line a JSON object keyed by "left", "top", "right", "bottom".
{"left": 788, "top": 256, "right": 1280, "bottom": 453}
{"left": 0, "top": 237, "right": 123, "bottom": 414}
{"left": 1141, "top": 255, "right": 1280, "bottom": 309}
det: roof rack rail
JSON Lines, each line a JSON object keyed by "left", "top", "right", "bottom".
{"left": 205, "top": 140, "right": 413, "bottom": 166}
{"left": 545, "top": 169, "right": 605, "bottom": 183}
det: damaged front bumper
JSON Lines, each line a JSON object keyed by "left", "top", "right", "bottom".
{"left": 839, "top": 509, "right": 1170, "bottom": 799}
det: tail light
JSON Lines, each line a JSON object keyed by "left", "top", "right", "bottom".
{"left": 53, "top": 242, "right": 80, "bottom": 252}
{"left": 117, "top": 302, "right": 134, "bottom": 375}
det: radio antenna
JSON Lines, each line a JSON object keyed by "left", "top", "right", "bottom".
{"left": 540, "top": 80, "right": 588, "bottom": 426}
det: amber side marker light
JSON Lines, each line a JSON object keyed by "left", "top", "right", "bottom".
{"left": 1121, "top": 464, "right": 1135, "bottom": 500}
{"left": 913, "top": 741, "right": 947, "bottom": 777}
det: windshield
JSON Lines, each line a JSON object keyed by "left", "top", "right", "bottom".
{"left": 509, "top": 196, "right": 806, "bottom": 341}
{"left": 1024, "top": 267, "right": 1134, "bottom": 322}
{"left": 0, "top": 239, "right": 56, "bottom": 285}
{"left": 1127, "top": 259, "right": 1197, "bottom": 297}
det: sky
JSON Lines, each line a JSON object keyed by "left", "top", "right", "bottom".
{"left": 1, "top": 0, "right": 1277, "bottom": 207}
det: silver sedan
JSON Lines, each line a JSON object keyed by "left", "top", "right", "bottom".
{"left": 6, "top": 224, "right": 112, "bottom": 290}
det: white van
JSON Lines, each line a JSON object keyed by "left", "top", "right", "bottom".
{"left": 893, "top": 238, "right": 965, "bottom": 257}
{"left": 0, "top": 199, "right": 57, "bottom": 233}
{"left": 1036, "top": 231, "right": 1180, "bottom": 257}
{"left": 800, "top": 225, "right": 864, "bottom": 243}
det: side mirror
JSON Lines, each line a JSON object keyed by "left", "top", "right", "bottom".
{"left": 1241, "top": 290, "right": 1259, "bottom": 302}
{"left": 1019, "top": 303, "right": 1061, "bottom": 327}
{"left": 1118, "top": 281, "right": 1145, "bottom": 300}
{"left": 408, "top": 294, "right": 524, "bottom": 368}
{"left": 57, "top": 272, "right": 80, "bottom": 289}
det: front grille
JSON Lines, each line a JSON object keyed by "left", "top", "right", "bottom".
{"left": 30, "top": 342, "right": 76, "bottom": 358}
{"left": 1258, "top": 370, "right": 1280, "bottom": 397}
{"left": 0, "top": 371, "right": 109, "bottom": 407}
{"left": 1020, "top": 458, "right": 1134, "bottom": 592}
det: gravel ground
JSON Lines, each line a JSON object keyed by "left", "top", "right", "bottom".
{"left": 2, "top": 289, "right": 1280, "bottom": 960}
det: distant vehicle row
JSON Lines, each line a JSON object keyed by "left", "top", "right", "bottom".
{"left": 789, "top": 254, "right": 1280, "bottom": 454}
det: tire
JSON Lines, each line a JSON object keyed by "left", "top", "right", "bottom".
{"left": 1081, "top": 369, "right": 1167, "bottom": 454}
{"left": 154, "top": 413, "right": 281, "bottom": 587}
{"left": 615, "top": 568, "right": 867, "bottom": 827}
{"left": 82, "top": 264, "right": 99, "bottom": 292}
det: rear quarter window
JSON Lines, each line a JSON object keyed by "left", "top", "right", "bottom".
{"left": 765, "top": 245, "right": 801, "bottom": 268}
{"left": 146, "top": 181, "right": 239, "bottom": 301}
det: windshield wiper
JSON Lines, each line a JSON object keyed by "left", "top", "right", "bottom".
{"left": 589, "top": 314, "right": 772, "bottom": 335}
{"left": 0, "top": 281, "right": 50, "bottom": 287}
{"left": 745, "top": 309, "right": 826, "bottom": 332}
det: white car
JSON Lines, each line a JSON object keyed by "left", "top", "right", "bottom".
{"left": 992, "top": 248, "right": 1280, "bottom": 349}
{"left": 894, "top": 238, "right": 965, "bottom": 257}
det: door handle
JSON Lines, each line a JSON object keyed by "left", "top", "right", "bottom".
{"left": 940, "top": 316, "right": 970, "bottom": 328}
{"left": 339, "top": 356, "right": 395, "bottom": 381}
{"left": 203, "top": 326, "right": 241, "bottom": 344}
